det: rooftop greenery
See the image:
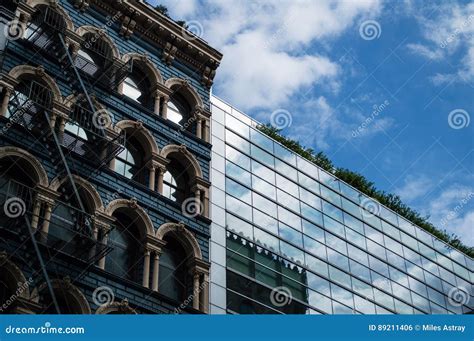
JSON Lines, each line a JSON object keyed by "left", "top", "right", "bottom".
{"left": 153, "top": 4, "right": 187, "bottom": 28}
{"left": 257, "top": 124, "right": 473, "bottom": 258}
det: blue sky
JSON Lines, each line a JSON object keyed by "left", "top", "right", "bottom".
{"left": 150, "top": 0, "right": 474, "bottom": 246}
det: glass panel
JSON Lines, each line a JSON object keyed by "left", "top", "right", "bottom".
{"left": 299, "top": 187, "right": 321, "bottom": 210}
{"left": 306, "top": 254, "right": 328, "bottom": 276}
{"left": 254, "top": 227, "right": 279, "bottom": 252}
{"left": 382, "top": 220, "right": 401, "bottom": 241}
{"left": 253, "top": 192, "right": 277, "bottom": 217}
{"left": 227, "top": 213, "right": 253, "bottom": 240}
{"left": 297, "top": 157, "right": 319, "bottom": 179}
{"left": 308, "top": 290, "right": 332, "bottom": 313}
{"left": 251, "top": 160, "right": 275, "bottom": 184}
{"left": 274, "top": 143, "right": 296, "bottom": 166}
{"left": 275, "top": 159, "right": 298, "bottom": 182}
{"left": 226, "top": 178, "right": 251, "bottom": 204}
{"left": 276, "top": 174, "right": 299, "bottom": 197}
{"left": 252, "top": 175, "right": 276, "bottom": 200}
{"left": 307, "top": 273, "right": 331, "bottom": 296}
{"left": 279, "top": 223, "right": 303, "bottom": 248}
{"left": 343, "top": 212, "right": 364, "bottom": 234}
{"left": 319, "top": 171, "right": 340, "bottom": 191}
{"left": 327, "top": 249, "right": 350, "bottom": 272}
{"left": 331, "top": 283, "right": 354, "bottom": 307}
{"left": 226, "top": 145, "right": 250, "bottom": 170}
{"left": 320, "top": 186, "right": 342, "bottom": 206}
{"left": 253, "top": 209, "right": 278, "bottom": 235}
{"left": 341, "top": 197, "right": 362, "bottom": 218}
{"left": 354, "top": 295, "right": 376, "bottom": 314}
{"left": 329, "top": 267, "right": 351, "bottom": 287}
{"left": 349, "top": 260, "right": 371, "bottom": 282}
{"left": 298, "top": 172, "right": 320, "bottom": 194}
{"left": 226, "top": 195, "right": 252, "bottom": 220}
{"left": 226, "top": 129, "right": 250, "bottom": 153}
{"left": 348, "top": 245, "right": 368, "bottom": 266}
{"left": 352, "top": 277, "right": 374, "bottom": 300}
{"left": 226, "top": 114, "right": 249, "bottom": 137}
{"left": 323, "top": 215, "right": 345, "bottom": 237}
{"left": 346, "top": 228, "right": 366, "bottom": 249}
{"left": 302, "top": 220, "right": 325, "bottom": 242}
{"left": 277, "top": 189, "right": 300, "bottom": 213}
{"left": 278, "top": 206, "right": 302, "bottom": 231}
{"left": 226, "top": 161, "right": 252, "bottom": 187}
{"left": 339, "top": 182, "right": 360, "bottom": 202}
{"left": 322, "top": 201, "right": 343, "bottom": 222}
{"left": 300, "top": 203, "right": 323, "bottom": 226}
{"left": 304, "top": 235, "right": 327, "bottom": 259}
{"left": 280, "top": 241, "right": 305, "bottom": 265}
{"left": 251, "top": 145, "right": 274, "bottom": 168}
{"left": 250, "top": 128, "right": 273, "bottom": 152}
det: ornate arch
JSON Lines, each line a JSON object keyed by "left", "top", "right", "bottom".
{"left": 63, "top": 94, "right": 112, "bottom": 128}
{"left": 25, "top": 0, "right": 75, "bottom": 31}
{"left": 160, "top": 144, "right": 203, "bottom": 179}
{"left": 156, "top": 222, "right": 202, "bottom": 259}
{"left": 122, "top": 53, "right": 163, "bottom": 85}
{"left": 115, "top": 120, "right": 159, "bottom": 157}
{"left": 105, "top": 198, "right": 154, "bottom": 237}
{"left": 0, "top": 146, "right": 48, "bottom": 186}
{"left": 76, "top": 26, "right": 120, "bottom": 59}
{"left": 49, "top": 175, "right": 104, "bottom": 213}
{"left": 165, "top": 77, "right": 203, "bottom": 108}
{"left": 34, "top": 278, "right": 91, "bottom": 314}
{"left": 0, "top": 252, "right": 31, "bottom": 300}
{"left": 95, "top": 299, "right": 136, "bottom": 314}
{"left": 8, "top": 65, "right": 63, "bottom": 102}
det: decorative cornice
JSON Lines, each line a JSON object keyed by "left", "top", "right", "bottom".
{"left": 87, "top": 0, "right": 222, "bottom": 88}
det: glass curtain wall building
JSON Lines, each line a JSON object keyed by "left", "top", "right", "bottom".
{"left": 209, "top": 96, "right": 473, "bottom": 315}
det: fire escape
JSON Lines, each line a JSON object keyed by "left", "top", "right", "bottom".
{"left": 0, "top": 6, "right": 129, "bottom": 313}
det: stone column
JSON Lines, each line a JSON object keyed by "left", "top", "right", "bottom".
{"left": 201, "top": 273, "right": 209, "bottom": 313}
{"left": 203, "top": 189, "right": 209, "bottom": 218}
{"left": 58, "top": 117, "right": 66, "bottom": 144}
{"left": 203, "top": 119, "right": 210, "bottom": 143}
{"left": 98, "top": 233, "right": 108, "bottom": 270}
{"left": 41, "top": 202, "right": 53, "bottom": 235}
{"left": 0, "top": 88, "right": 12, "bottom": 117}
{"left": 194, "top": 189, "right": 202, "bottom": 215}
{"left": 196, "top": 117, "right": 202, "bottom": 139}
{"left": 192, "top": 272, "right": 200, "bottom": 310}
{"left": 153, "top": 93, "right": 161, "bottom": 116}
{"left": 148, "top": 164, "right": 156, "bottom": 191}
{"left": 152, "top": 252, "right": 161, "bottom": 292}
{"left": 142, "top": 249, "right": 151, "bottom": 288}
{"left": 157, "top": 167, "right": 165, "bottom": 195}
{"left": 161, "top": 96, "right": 169, "bottom": 120}
{"left": 30, "top": 200, "right": 42, "bottom": 229}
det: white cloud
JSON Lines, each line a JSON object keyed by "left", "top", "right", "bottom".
{"left": 394, "top": 175, "right": 433, "bottom": 202}
{"left": 407, "top": 2, "right": 474, "bottom": 84}
{"left": 153, "top": 0, "right": 382, "bottom": 110}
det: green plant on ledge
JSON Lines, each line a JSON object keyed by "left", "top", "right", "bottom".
{"left": 257, "top": 123, "right": 474, "bottom": 258}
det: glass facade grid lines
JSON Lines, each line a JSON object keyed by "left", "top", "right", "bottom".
{"left": 212, "top": 97, "right": 473, "bottom": 315}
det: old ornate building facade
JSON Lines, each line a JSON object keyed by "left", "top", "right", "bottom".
{"left": 0, "top": 0, "right": 221, "bottom": 314}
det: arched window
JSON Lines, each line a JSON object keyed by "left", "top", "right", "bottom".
{"left": 106, "top": 211, "right": 141, "bottom": 281}
{"left": 25, "top": 5, "right": 67, "bottom": 50}
{"left": 39, "top": 279, "right": 91, "bottom": 314}
{"left": 159, "top": 237, "right": 188, "bottom": 301}
{"left": 49, "top": 182, "right": 94, "bottom": 247}
{"left": 122, "top": 77, "right": 142, "bottom": 103}
{"left": 6, "top": 79, "right": 52, "bottom": 126}
{"left": 113, "top": 122, "right": 158, "bottom": 186}
{"left": 74, "top": 49, "right": 99, "bottom": 76}
{"left": 162, "top": 160, "right": 188, "bottom": 203}
{"left": 0, "top": 256, "right": 30, "bottom": 314}
{"left": 167, "top": 96, "right": 191, "bottom": 126}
